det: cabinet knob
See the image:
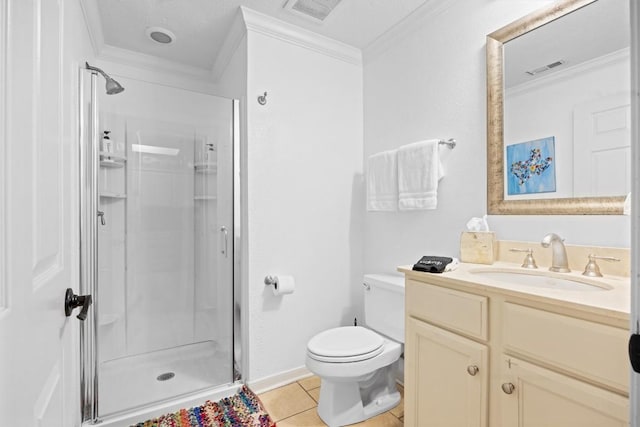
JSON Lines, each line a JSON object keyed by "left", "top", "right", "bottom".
{"left": 501, "top": 382, "right": 515, "bottom": 394}
{"left": 466, "top": 365, "right": 479, "bottom": 376}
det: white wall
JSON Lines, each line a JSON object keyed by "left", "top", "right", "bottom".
{"left": 363, "top": 0, "right": 630, "bottom": 275}
{"left": 243, "top": 11, "right": 364, "bottom": 383}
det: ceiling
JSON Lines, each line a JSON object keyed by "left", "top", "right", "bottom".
{"left": 504, "top": 0, "right": 629, "bottom": 89}
{"left": 88, "top": 0, "right": 429, "bottom": 72}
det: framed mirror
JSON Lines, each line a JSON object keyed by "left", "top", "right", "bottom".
{"left": 487, "top": 0, "right": 630, "bottom": 215}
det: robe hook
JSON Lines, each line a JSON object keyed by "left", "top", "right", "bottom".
{"left": 257, "top": 92, "right": 267, "bottom": 105}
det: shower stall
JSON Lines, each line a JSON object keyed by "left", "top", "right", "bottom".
{"left": 79, "top": 65, "right": 241, "bottom": 423}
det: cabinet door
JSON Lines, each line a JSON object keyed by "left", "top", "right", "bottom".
{"left": 405, "top": 316, "right": 488, "bottom": 427}
{"left": 500, "top": 356, "right": 628, "bottom": 427}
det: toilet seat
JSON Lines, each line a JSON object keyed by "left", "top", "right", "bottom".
{"left": 307, "top": 326, "right": 384, "bottom": 363}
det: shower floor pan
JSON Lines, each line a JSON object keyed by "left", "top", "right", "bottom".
{"left": 98, "top": 340, "right": 231, "bottom": 417}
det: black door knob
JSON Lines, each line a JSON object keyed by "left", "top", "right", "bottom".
{"left": 64, "top": 288, "right": 92, "bottom": 321}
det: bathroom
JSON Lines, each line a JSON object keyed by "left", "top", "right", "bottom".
{"left": 0, "top": 0, "right": 638, "bottom": 426}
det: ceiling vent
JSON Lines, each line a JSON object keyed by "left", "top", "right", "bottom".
{"left": 283, "top": 0, "right": 342, "bottom": 23}
{"left": 525, "top": 60, "right": 566, "bottom": 76}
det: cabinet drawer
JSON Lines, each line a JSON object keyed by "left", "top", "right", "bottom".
{"left": 407, "top": 279, "right": 488, "bottom": 340}
{"left": 503, "top": 303, "right": 628, "bottom": 393}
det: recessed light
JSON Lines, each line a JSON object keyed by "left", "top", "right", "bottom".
{"left": 146, "top": 27, "right": 175, "bottom": 44}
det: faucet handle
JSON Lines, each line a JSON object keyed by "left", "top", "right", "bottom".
{"left": 509, "top": 248, "right": 538, "bottom": 269}
{"left": 582, "top": 254, "right": 621, "bottom": 277}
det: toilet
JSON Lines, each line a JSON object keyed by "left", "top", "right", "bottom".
{"left": 305, "top": 273, "right": 405, "bottom": 426}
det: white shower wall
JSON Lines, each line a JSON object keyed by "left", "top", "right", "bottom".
{"left": 96, "top": 76, "right": 233, "bottom": 363}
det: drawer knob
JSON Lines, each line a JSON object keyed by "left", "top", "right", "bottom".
{"left": 501, "top": 383, "right": 515, "bottom": 394}
{"left": 466, "top": 365, "right": 479, "bottom": 376}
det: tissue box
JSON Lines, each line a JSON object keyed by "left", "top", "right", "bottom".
{"left": 460, "top": 232, "right": 497, "bottom": 264}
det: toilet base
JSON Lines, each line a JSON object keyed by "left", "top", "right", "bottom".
{"left": 316, "top": 363, "right": 400, "bottom": 427}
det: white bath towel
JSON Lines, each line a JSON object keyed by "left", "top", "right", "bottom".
{"left": 397, "top": 140, "right": 444, "bottom": 210}
{"left": 366, "top": 149, "right": 398, "bottom": 212}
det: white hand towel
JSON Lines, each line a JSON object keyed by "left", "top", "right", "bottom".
{"left": 366, "top": 149, "right": 398, "bottom": 212}
{"left": 398, "top": 140, "right": 444, "bottom": 210}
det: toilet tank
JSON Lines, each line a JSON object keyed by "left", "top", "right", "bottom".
{"left": 363, "top": 273, "right": 405, "bottom": 343}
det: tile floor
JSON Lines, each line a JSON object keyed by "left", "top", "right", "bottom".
{"left": 258, "top": 376, "right": 404, "bottom": 426}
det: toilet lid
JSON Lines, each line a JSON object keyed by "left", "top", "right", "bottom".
{"left": 307, "top": 327, "right": 384, "bottom": 362}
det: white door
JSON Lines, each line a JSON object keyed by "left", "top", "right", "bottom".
{"left": 573, "top": 92, "right": 631, "bottom": 197}
{"left": 0, "top": 0, "right": 79, "bottom": 425}
{"left": 631, "top": 1, "right": 640, "bottom": 426}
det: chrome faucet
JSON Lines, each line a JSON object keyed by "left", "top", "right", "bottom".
{"left": 541, "top": 233, "right": 570, "bottom": 273}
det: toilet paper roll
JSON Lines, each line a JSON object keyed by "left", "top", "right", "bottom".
{"left": 273, "top": 275, "right": 295, "bottom": 296}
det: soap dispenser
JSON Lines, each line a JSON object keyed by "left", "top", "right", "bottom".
{"left": 101, "top": 130, "right": 112, "bottom": 154}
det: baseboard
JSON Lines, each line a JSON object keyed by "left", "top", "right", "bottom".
{"left": 248, "top": 366, "right": 313, "bottom": 394}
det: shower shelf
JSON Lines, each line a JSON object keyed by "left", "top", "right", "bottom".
{"left": 194, "top": 195, "right": 217, "bottom": 201}
{"left": 100, "top": 152, "right": 127, "bottom": 167}
{"left": 100, "top": 192, "right": 127, "bottom": 199}
{"left": 194, "top": 162, "right": 217, "bottom": 174}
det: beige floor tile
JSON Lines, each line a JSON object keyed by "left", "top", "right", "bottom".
{"left": 389, "top": 385, "right": 404, "bottom": 419}
{"left": 299, "top": 375, "right": 322, "bottom": 391}
{"left": 258, "top": 383, "right": 317, "bottom": 422}
{"left": 278, "top": 408, "right": 328, "bottom": 427}
{"left": 351, "top": 412, "right": 404, "bottom": 427}
{"left": 307, "top": 386, "right": 321, "bottom": 403}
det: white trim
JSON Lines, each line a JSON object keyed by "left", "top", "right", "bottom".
{"left": 240, "top": 6, "right": 361, "bottom": 66}
{"left": 79, "top": 0, "right": 105, "bottom": 57}
{"left": 247, "top": 366, "right": 313, "bottom": 395}
{"left": 211, "top": 8, "right": 247, "bottom": 82}
{"left": 363, "top": 0, "right": 455, "bottom": 64}
{"left": 506, "top": 47, "right": 630, "bottom": 97}
{"left": 0, "top": 0, "right": 7, "bottom": 314}
{"left": 630, "top": 0, "right": 639, "bottom": 425}
{"left": 98, "top": 44, "right": 213, "bottom": 82}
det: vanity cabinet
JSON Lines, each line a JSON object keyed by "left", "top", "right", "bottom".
{"left": 500, "top": 355, "right": 627, "bottom": 426}
{"left": 404, "top": 273, "right": 629, "bottom": 427}
{"left": 405, "top": 316, "right": 488, "bottom": 427}
{"left": 404, "top": 280, "right": 489, "bottom": 426}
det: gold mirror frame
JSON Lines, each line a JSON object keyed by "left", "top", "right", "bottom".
{"left": 486, "top": 0, "right": 625, "bottom": 215}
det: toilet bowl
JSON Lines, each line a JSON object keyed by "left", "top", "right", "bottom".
{"left": 305, "top": 274, "right": 404, "bottom": 427}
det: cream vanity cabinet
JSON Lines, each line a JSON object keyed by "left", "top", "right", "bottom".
{"left": 403, "top": 273, "right": 629, "bottom": 427}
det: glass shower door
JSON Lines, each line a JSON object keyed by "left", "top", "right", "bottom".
{"left": 84, "top": 72, "right": 236, "bottom": 418}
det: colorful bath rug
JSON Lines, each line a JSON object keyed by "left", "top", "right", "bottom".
{"left": 131, "top": 385, "right": 275, "bottom": 427}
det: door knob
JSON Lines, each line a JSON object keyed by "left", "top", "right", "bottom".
{"left": 64, "top": 288, "right": 92, "bottom": 321}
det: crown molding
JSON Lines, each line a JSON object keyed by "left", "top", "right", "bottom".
{"left": 98, "top": 44, "right": 213, "bottom": 82}
{"left": 211, "top": 8, "right": 247, "bottom": 82}
{"left": 240, "top": 6, "right": 362, "bottom": 66}
{"left": 363, "top": 0, "right": 455, "bottom": 65}
{"left": 506, "top": 47, "right": 630, "bottom": 97}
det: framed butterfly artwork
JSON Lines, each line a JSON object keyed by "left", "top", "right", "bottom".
{"left": 506, "top": 136, "right": 556, "bottom": 196}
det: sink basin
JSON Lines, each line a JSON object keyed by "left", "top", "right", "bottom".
{"left": 469, "top": 268, "right": 612, "bottom": 291}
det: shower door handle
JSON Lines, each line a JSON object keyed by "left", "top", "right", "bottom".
{"left": 220, "top": 226, "right": 228, "bottom": 258}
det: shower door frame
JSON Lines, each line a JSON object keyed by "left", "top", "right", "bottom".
{"left": 78, "top": 68, "right": 244, "bottom": 423}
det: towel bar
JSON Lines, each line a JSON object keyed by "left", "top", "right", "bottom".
{"left": 439, "top": 138, "right": 456, "bottom": 149}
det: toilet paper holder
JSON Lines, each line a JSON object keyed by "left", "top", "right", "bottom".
{"left": 264, "top": 275, "right": 278, "bottom": 286}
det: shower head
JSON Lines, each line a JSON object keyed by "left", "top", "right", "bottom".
{"left": 85, "top": 62, "right": 125, "bottom": 95}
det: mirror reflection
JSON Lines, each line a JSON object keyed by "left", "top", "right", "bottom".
{"left": 503, "top": 0, "right": 630, "bottom": 201}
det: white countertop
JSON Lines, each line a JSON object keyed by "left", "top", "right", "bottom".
{"left": 399, "top": 261, "right": 630, "bottom": 320}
